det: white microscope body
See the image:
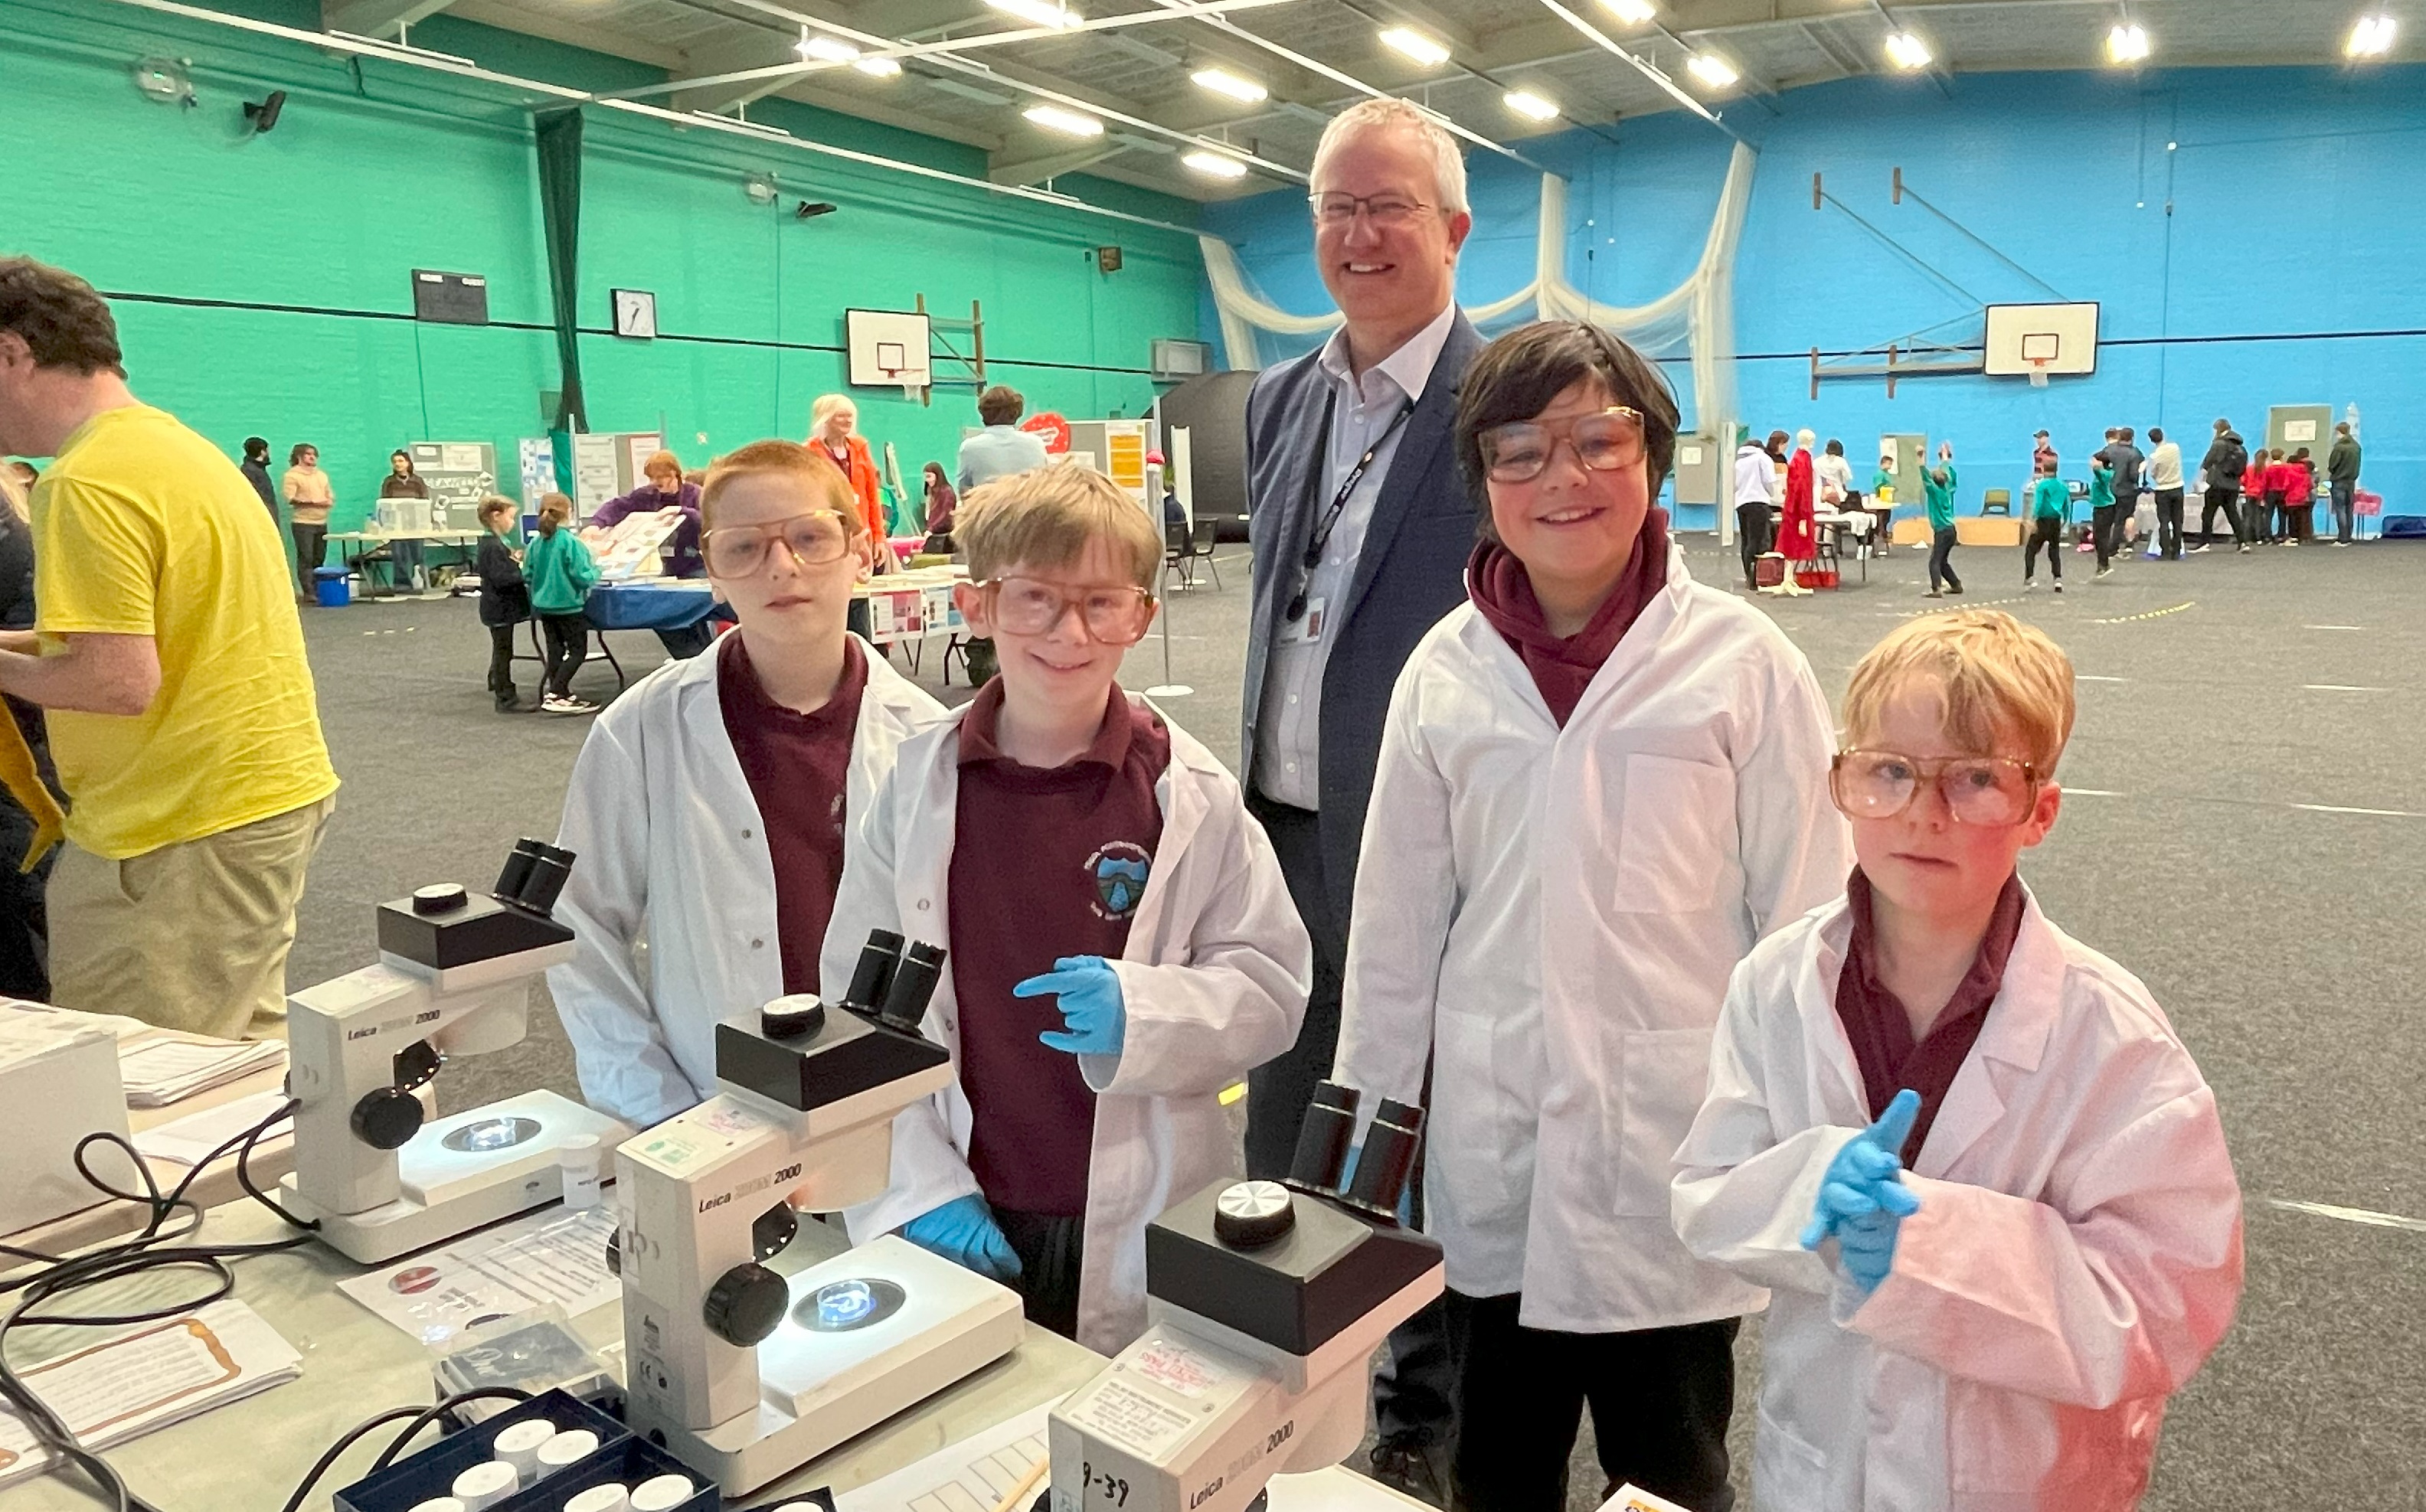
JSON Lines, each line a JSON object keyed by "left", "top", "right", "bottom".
{"left": 1050, "top": 1084, "right": 1444, "bottom": 1512}
{"left": 280, "top": 839, "right": 630, "bottom": 1264}
{"left": 617, "top": 932, "right": 1025, "bottom": 1495}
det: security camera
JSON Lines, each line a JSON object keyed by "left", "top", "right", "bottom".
{"left": 244, "top": 90, "right": 286, "bottom": 133}
{"left": 796, "top": 200, "right": 838, "bottom": 220}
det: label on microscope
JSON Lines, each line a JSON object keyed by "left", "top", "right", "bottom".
{"left": 1065, "top": 1379, "right": 1197, "bottom": 1458}
{"left": 1133, "top": 1341, "right": 1221, "bottom": 1399}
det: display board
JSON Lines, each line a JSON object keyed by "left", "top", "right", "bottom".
{"left": 517, "top": 437, "right": 557, "bottom": 509}
{"left": 569, "top": 431, "right": 663, "bottom": 515}
{"left": 405, "top": 442, "right": 498, "bottom": 533}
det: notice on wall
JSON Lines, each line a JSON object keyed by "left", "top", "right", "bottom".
{"left": 2284, "top": 420, "right": 2318, "bottom": 442}
{"left": 518, "top": 436, "right": 557, "bottom": 510}
{"left": 409, "top": 441, "right": 499, "bottom": 534}
{"left": 571, "top": 433, "right": 624, "bottom": 515}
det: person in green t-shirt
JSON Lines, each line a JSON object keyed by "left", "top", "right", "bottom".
{"left": 1922, "top": 442, "right": 1962, "bottom": 598}
{"left": 2024, "top": 459, "right": 2069, "bottom": 593}
{"left": 2087, "top": 449, "right": 2118, "bottom": 576}
{"left": 1869, "top": 453, "right": 1899, "bottom": 554}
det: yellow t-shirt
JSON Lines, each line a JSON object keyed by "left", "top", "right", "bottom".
{"left": 32, "top": 405, "right": 339, "bottom": 858}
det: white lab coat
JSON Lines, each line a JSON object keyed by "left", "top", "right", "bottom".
{"left": 1332, "top": 544, "right": 1852, "bottom": 1331}
{"left": 827, "top": 695, "right": 1311, "bottom": 1356}
{"left": 1672, "top": 888, "right": 2243, "bottom": 1511}
{"left": 548, "top": 634, "right": 945, "bottom": 1128}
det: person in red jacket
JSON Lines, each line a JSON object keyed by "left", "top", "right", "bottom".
{"left": 2260, "top": 449, "right": 2291, "bottom": 544}
{"left": 2284, "top": 447, "right": 2316, "bottom": 544}
{"left": 2238, "top": 452, "right": 2268, "bottom": 553}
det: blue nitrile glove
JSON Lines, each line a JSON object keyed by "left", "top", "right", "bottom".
{"left": 1799, "top": 1089, "right": 1924, "bottom": 1292}
{"left": 1015, "top": 955, "right": 1126, "bottom": 1058}
{"left": 898, "top": 1194, "right": 1022, "bottom": 1284}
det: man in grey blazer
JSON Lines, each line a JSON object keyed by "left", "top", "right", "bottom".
{"left": 1239, "top": 96, "right": 1481, "bottom": 1504}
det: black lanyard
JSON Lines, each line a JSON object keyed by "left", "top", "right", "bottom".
{"left": 1287, "top": 391, "right": 1414, "bottom": 622}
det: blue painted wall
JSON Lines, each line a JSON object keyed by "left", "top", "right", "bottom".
{"left": 1201, "top": 66, "right": 2425, "bottom": 530}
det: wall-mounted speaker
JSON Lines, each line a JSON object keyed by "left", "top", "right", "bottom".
{"left": 243, "top": 90, "right": 286, "bottom": 133}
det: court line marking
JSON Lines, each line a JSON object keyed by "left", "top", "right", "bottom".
{"left": 2089, "top": 601, "right": 2196, "bottom": 625}
{"left": 2303, "top": 624, "right": 2366, "bottom": 631}
{"left": 2290, "top": 803, "right": 2423, "bottom": 818}
{"left": 2303, "top": 684, "right": 2388, "bottom": 693}
{"left": 2268, "top": 1199, "right": 2426, "bottom": 1234}
{"left": 2075, "top": 674, "right": 2128, "bottom": 683}
{"left": 2063, "top": 789, "right": 2126, "bottom": 797}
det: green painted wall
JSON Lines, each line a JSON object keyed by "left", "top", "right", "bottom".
{"left": 1, "top": 0, "right": 1204, "bottom": 530}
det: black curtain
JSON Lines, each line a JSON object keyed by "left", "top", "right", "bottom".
{"left": 534, "top": 107, "right": 587, "bottom": 433}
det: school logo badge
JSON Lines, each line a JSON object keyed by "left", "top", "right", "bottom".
{"left": 1088, "top": 841, "right": 1153, "bottom": 920}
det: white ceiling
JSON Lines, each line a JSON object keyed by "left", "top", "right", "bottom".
{"left": 345, "top": 0, "right": 2409, "bottom": 201}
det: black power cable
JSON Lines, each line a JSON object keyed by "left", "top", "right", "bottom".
{"left": 275, "top": 1387, "right": 535, "bottom": 1512}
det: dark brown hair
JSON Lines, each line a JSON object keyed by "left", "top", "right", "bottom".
{"left": 1454, "top": 321, "right": 1681, "bottom": 504}
{"left": 0, "top": 257, "right": 124, "bottom": 377}
{"left": 976, "top": 384, "right": 1026, "bottom": 427}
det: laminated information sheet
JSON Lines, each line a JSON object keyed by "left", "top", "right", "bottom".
{"left": 336, "top": 1205, "right": 620, "bottom": 1344}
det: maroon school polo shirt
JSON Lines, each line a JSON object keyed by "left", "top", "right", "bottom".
{"left": 719, "top": 635, "right": 867, "bottom": 995}
{"left": 1833, "top": 868, "right": 2025, "bottom": 1163}
{"left": 950, "top": 681, "right": 1171, "bottom": 1216}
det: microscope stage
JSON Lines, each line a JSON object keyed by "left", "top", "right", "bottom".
{"left": 659, "top": 1235, "right": 1025, "bottom": 1494}
{"left": 284, "top": 1090, "right": 630, "bottom": 1264}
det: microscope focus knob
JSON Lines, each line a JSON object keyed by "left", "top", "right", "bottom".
{"left": 411, "top": 883, "right": 468, "bottom": 915}
{"left": 703, "top": 1262, "right": 789, "bottom": 1347}
{"left": 1213, "top": 1181, "right": 1296, "bottom": 1249}
{"left": 351, "top": 1086, "right": 424, "bottom": 1150}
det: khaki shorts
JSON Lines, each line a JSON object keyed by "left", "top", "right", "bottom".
{"left": 47, "top": 795, "right": 335, "bottom": 1040}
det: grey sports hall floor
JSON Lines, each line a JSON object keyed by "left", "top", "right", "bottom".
{"left": 287, "top": 530, "right": 2423, "bottom": 1510}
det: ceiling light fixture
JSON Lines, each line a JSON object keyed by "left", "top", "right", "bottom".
{"left": 1379, "top": 26, "right": 1452, "bottom": 67}
{"left": 1190, "top": 66, "right": 1269, "bottom": 103}
{"left": 853, "top": 55, "right": 902, "bottom": 77}
{"left": 2106, "top": 22, "right": 2150, "bottom": 63}
{"left": 1685, "top": 52, "right": 1740, "bottom": 89}
{"left": 1883, "top": 31, "right": 1932, "bottom": 70}
{"left": 1503, "top": 89, "right": 1560, "bottom": 121}
{"left": 1598, "top": 0, "right": 1658, "bottom": 23}
{"left": 2346, "top": 13, "right": 2397, "bottom": 56}
{"left": 1182, "top": 149, "right": 1249, "bottom": 179}
{"left": 797, "top": 31, "right": 861, "bottom": 63}
{"left": 1023, "top": 103, "right": 1105, "bottom": 137}
{"left": 986, "top": 0, "right": 1082, "bottom": 28}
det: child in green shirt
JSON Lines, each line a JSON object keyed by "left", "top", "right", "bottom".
{"left": 525, "top": 491, "right": 602, "bottom": 714}
{"left": 1922, "top": 442, "right": 1962, "bottom": 598}
{"left": 2024, "top": 459, "right": 2068, "bottom": 594}
{"left": 1871, "top": 455, "right": 1898, "bottom": 554}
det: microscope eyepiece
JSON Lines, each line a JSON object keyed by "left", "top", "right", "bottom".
{"left": 1286, "top": 1081, "right": 1362, "bottom": 1193}
{"left": 1343, "top": 1098, "right": 1425, "bottom": 1221}
{"left": 844, "top": 929, "right": 907, "bottom": 1014}
{"left": 878, "top": 941, "right": 947, "bottom": 1030}
{"left": 492, "top": 838, "right": 577, "bottom": 916}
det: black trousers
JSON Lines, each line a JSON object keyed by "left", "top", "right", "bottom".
{"left": 1925, "top": 525, "right": 1960, "bottom": 592}
{"left": 1242, "top": 792, "right": 1454, "bottom": 1452}
{"left": 486, "top": 621, "right": 521, "bottom": 700}
{"left": 2200, "top": 487, "right": 2245, "bottom": 544}
{"left": 540, "top": 612, "right": 590, "bottom": 697}
{"left": 2091, "top": 504, "right": 2121, "bottom": 569}
{"left": 1446, "top": 1293, "right": 1739, "bottom": 1512}
{"left": 2262, "top": 491, "right": 2286, "bottom": 541}
{"left": 994, "top": 1206, "right": 1084, "bottom": 1341}
{"left": 290, "top": 522, "right": 327, "bottom": 595}
{"left": 2154, "top": 488, "right": 2185, "bottom": 560}
{"left": 1734, "top": 504, "right": 1771, "bottom": 586}
{"left": 2024, "top": 515, "right": 2064, "bottom": 580}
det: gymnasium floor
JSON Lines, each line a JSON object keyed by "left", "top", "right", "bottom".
{"left": 285, "top": 530, "right": 2423, "bottom": 1510}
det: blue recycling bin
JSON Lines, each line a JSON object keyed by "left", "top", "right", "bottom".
{"left": 312, "top": 566, "right": 351, "bottom": 607}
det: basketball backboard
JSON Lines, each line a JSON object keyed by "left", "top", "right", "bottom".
{"left": 845, "top": 308, "right": 933, "bottom": 388}
{"left": 1984, "top": 302, "right": 2099, "bottom": 377}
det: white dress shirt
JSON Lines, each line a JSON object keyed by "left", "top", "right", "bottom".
{"left": 1254, "top": 301, "right": 1460, "bottom": 810}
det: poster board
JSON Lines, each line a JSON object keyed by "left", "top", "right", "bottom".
{"left": 406, "top": 442, "right": 498, "bottom": 534}
{"left": 517, "top": 437, "right": 557, "bottom": 510}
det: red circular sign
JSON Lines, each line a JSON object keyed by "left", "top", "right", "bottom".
{"left": 1022, "top": 412, "right": 1072, "bottom": 455}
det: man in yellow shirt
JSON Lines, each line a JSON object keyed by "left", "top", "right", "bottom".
{"left": 0, "top": 258, "right": 339, "bottom": 1039}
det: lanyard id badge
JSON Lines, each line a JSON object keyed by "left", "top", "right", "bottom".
{"left": 1284, "top": 393, "right": 1414, "bottom": 626}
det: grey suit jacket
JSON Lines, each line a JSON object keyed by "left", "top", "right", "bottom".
{"left": 1239, "top": 309, "right": 1486, "bottom": 936}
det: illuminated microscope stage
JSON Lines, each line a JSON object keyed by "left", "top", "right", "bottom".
{"left": 281, "top": 1089, "right": 632, "bottom": 1264}
{"left": 658, "top": 1234, "right": 1025, "bottom": 1494}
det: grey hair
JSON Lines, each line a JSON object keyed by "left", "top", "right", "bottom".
{"left": 1310, "top": 97, "right": 1469, "bottom": 217}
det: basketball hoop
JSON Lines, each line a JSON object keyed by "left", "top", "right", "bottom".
{"left": 880, "top": 364, "right": 924, "bottom": 403}
{"left": 2027, "top": 358, "right": 2051, "bottom": 389}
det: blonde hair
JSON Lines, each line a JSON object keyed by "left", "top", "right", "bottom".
{"left": 701, "top": 439, "right": 861, "bottom": 534}
{"left": 809, "top": 394, "right": 856, "bottom": 429}
{"left": 957, "top": 464, "right": 1161, "bottom": 588}
{"left": 536, "top": 491, "right": 574, "bottom": 536}
{"left": 1844, "top": 610, "right": 2075, "bottom": 776}
{"left": 1312, "top": 97, "right": 1469, "bottom": 216}
{"left": 642, "top": 449, "right": 682, "bottom": 480}
{"left": 476, "top": 494, "right": 516, "bottom": 525}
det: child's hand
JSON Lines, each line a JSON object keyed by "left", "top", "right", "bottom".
{"left": 1800, "top": 1089, "right": 1924, "bottom": 1272}
{"left": 1015, "top": 955, "right": 1126, "bottom": 1058}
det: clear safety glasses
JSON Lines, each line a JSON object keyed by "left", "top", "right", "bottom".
{"left": 1478, "top": 407, "right": 1647, "bottom": 484}
{"left": 701, "top": 511, "right": 855, "bottom": 577}
{"left": 1830, "top": 749, "right": 2041, "bottom": 828}
{"left": 979, "top": 576, "right": 1156, "bottom": 645}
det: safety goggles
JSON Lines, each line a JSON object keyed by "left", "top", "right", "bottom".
{"left": 1477, "top": 407, "right": 1646, "bottom": 484}
{"left": 979, "top": 576, "right": 1156, "bottom": 645}
{"left": 1830, "top": 749, "right": 2041, "bottom": 828}
{"left": 701, "top": 511, "right": 856, "bottom": 578}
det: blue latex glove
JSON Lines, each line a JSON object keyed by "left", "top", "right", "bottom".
{"left": 898, "top": 1194, "right": 1022, "bottom": 1284}
{"left": 1799, "top": 1089, "right": 1924, "bottom": 1292}
{"left": 1015, "top": 955, "right": 1126, "bottom": 1058}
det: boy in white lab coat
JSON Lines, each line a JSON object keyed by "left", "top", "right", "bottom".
{"left": 826, "top": 465, "right": 1309, "bottom": 1354}
{"left": 550, "top": 441, "right": 942, "bottom": 1128}
{"left": 1334, "top": 321, "right": 1851, "bottom": 1512}
{"left": 1672, "top": 610, "right": 2242, "bottom": 1511}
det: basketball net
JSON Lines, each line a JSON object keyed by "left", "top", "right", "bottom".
{"left": 2028, "top": 358, "right": 2050, "bottom": 389}
{"left": 882, "top": 365, "right": 925, "bottom": 403}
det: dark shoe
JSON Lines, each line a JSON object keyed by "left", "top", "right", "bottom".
{"left": 1366, "top": 1439, "right": 1450, "bottom": 1510}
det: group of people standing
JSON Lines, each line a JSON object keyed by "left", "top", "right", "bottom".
{"left": 2084, "top": 416, "right": 2364, "bottom": 572}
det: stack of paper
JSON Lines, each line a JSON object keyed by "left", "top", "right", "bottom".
{"left": 130, "top": 1090, "right": 294, "bottom": 1167}
{"left": 0, "top": 1300, "right": 302, "bottom": 1486}
{"left": 116, "top": 1033, "right": 285, "bottom": 1108}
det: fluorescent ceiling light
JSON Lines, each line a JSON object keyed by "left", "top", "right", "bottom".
{"left": 1023, "top": 103, "right": 1105, "bottom": 137}
{"left": 1599, "top": 0, "right": 1658, "bottom": 23}
{"left": 1190, "top": 67, "right": 1269, "bottom": 103}
{"left": 1883, "top": 31, "right": 1932, "bottom": 70}
{"left": 2347, "top": 14, "right": 2397, "bottom": 56}
{"left": 798, "top": 33, "right": 861, "bottom": 63}
{"left": 1503, "top": 89, "right": 1560, "bottom": 121}
{"left": 987, "top": 0, "right": 1082, "bottom": 28}
{"left": 1182, "top": 149, "right": 1249, "bottom": 179}
{"left": 1379, "top": 27, "right": 1452, "bottom": 67}
{"left": 1685, "top": 52, "right": 1739, "bottom": 89}
{"left": 2106, "top": 23, "right": 2150, "bottom": 63}
{"left": 854, "top": 55, "right": 903, "bottom": 77}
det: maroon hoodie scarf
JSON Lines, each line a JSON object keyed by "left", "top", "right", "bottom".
{"left": 1466, "top": 508, "right": 1672, "bottom": 727}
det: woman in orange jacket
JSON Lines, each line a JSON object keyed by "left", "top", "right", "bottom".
{"left": 809, "top": 393, "right": 888, "bottom": 544}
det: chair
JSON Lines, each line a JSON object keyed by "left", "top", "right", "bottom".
{"left": 1162, "top": 520, "right": 1188, "bottom": 583}
{"left": 1179, "top": 519, "right": 1222, "bottom": 589}
{"left": 1980, "top": 487, "right": 2013, "bottom": 516}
